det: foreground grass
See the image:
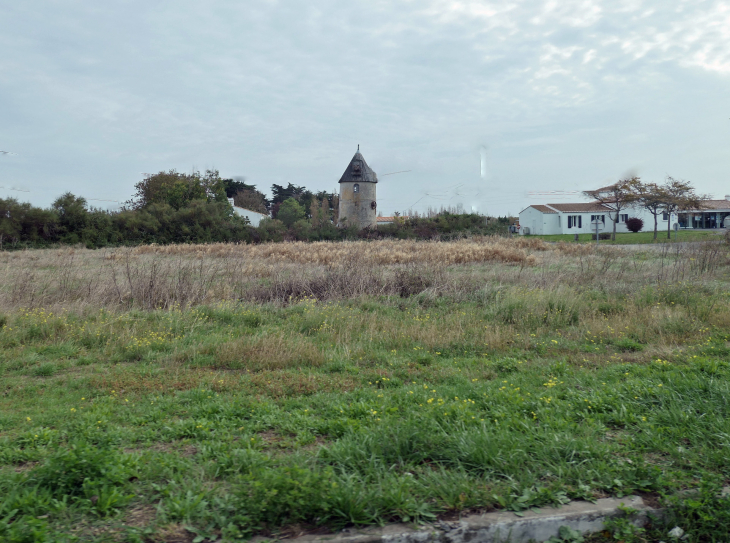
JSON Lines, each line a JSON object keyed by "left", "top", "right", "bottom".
{"left": 1, "top": 242, "right": 729, "bottom": 542}
{"left": 1, "top": 301, "right": 730, "bottom": 539}
{"left": 533, "top": 230, "right": 723, "bottom": 244}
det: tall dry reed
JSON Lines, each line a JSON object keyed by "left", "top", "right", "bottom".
{"left": 0, "top": 239, "right": 726, "bottom": 311}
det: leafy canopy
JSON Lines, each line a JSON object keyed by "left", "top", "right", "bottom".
{"left": 128, "top": 169, "right": 227, "bottom": 210}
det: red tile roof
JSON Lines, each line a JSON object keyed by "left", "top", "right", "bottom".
{"left": 545, "top": 203, "right": 612, "bottom": 212}
{"left": 688, "top": 199, "right": 730, "bottom": 211}
{"left": 376, "top": 216, "right": 409, "bottom": 223}
{"left": 528, "top": 205, "right": 558, "bottom": 214}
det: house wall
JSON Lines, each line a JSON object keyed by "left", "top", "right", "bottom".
{"left": 232, "top": 207, "right": 268, "bottom": 227}
{"left": 559, "top": 208, "right": 674, "bottom": 235}
{"left": 520, "top": 205, "right": 674, "bottom": 236}
{"left": 519, "top": 207, "right": 551, "bottom": 235}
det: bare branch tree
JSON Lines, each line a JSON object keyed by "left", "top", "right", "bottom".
{"left": 627, "top": 179, "right": 665, "bottom": 240}
{"left": 583, "top": 178, "right": 639, "bottom": 241}
{"left": 661, "top": 177, "right": 709, "bottom": 239}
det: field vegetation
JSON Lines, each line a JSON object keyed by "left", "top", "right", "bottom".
{"left": 1, "top": 238, "right": 729, "bottom": 542}
{"left": 531, "top": 230, "right": 724, "bottom": 245}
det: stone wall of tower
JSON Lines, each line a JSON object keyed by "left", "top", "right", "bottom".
{"left": 338, "top": 181, "right": 377, "bottom": 229}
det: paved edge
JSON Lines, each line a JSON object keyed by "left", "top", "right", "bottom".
{"left": 275, "top": 495, "right": 655, "bottom": 543}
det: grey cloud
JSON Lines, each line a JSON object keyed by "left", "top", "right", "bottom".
{"left": 0, "top": 0, "right": 728, "bottom": 215}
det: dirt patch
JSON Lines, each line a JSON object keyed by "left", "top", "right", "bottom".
{"left": 300, "top": 435, "right": 330, "bottom": 451}
{"left": 124, "top": 504, "right": 157, "bottom": 528}
{"left": 89, "top": 366, "right": 237, "bottom": 394}
{"left": 159, "top": 524, "right": 196, "bottom": 543}
{"left": 124, "top": 441, "right": 197, "bottom": 457}
{"left": 13, "top": 461, "right": 39, "bottom": 473}
{"left": 636, "top": 491, "right": 662, "bottom": 509}
{"left": 259, "top": 523, "right": 334, "bottom": 540}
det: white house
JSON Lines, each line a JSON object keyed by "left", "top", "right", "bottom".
{"left": 228, "top": 198, "right": 269, "bottom": 227}
{"left": 518, "top": 202, "right": 673, "bottom": 236}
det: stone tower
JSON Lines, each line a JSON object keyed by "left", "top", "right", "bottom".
{"left": 338, "top": 146, "right": 377, "bottom": 229}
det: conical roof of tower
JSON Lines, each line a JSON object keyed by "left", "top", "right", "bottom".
{"left": 338, "top": 149, "right": 378, "bottom": 184}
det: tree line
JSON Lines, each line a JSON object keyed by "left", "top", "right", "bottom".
{"left": 0, "top": 170, "right": 509, "bottom": 249}
{"left": 584, "top": 176, "right": 709, "bottom": 241}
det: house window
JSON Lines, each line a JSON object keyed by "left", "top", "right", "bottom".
{"left": 353, "top": 183, "right": 359, "bottom": 193}
{"left": 619, "top": 214, "right": 628, "bottom": 223}
{"left": 662, "top": 212, "right": 668, "bottom": 221}
{"left": 592, "top": 215, "right": 606, "bottom": 224}
{"left": 568, "top": 215, "right": 582, "bottom": 229}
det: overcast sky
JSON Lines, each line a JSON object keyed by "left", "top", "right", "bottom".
{"left": 1, "top": 1, "right": 729, "bottom": 215}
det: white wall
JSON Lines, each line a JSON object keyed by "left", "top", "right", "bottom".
{"left": 520, "top": 205, "right": 674, "bottom": 236}
{"left": 232, "top": 206, "right": 268, "bottom": 227}
{"left": 519, "top": 206, "right": 550, "bottom": 235}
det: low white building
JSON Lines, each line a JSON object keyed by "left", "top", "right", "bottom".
{"left": 679, "top": 197, "right": 730, "bottom": 229}
{"left": 228, "top": 198, "right": 269, "bottom": 227}
{"left": 518, "top": 203, "right": 673, "bottom": 236}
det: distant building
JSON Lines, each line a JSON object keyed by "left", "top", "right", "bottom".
{"left": 518, "top": 203, "right": 673, "bottom": 235}
{"left": 228, "top": 198, "right": 268, "bottom": 227}
{"left": 338, "top": 147, "right": 378, "bottom": 229}
{"left": 678, "top": 197, "right": 730, "bottom": 229}
{"left": 376, "top": 216, "right": 409, "bottom": 225}
{"left": 519, "top": 194, "right": 730, "bottom": 235}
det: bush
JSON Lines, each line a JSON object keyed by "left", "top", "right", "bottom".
{"left": 28, "top": 442, "right": 136, "bottom": 496}
{"left": 625, "top": 217, "right": 644, "bottom": 233}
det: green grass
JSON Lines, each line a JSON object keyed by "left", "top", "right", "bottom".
{"left": 1, "top": 256, "right": 729, "bottom": 541}
{"left": 531, "top": 230, "right": 723, "bottom": 244}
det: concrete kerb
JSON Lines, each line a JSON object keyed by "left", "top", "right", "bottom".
{"left": 280, "top": 494, "right": 654, "bottom": 543}
{"left": 255, "top": 486, "right": 730, "bottom": 543}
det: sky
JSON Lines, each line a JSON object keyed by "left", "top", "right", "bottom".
{"left": 1, "top": 0, "right": 729, "bottom": 216}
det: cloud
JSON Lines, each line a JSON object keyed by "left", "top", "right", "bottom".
{"left": 0, "top": 0, "right": 728, "bottom": 215}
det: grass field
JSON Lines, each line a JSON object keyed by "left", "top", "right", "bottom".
{"left": 1, "top": 238, "right": 729, "bottom": 542}
{"left": 531, "top": 229, "right": 724, "bottom": 245}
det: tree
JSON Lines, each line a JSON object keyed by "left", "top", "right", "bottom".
{"left": 276, "top": 198, "right": 306, "bottom": 227}
{"left": 127, "top": 169, "right": 227, "bottom": 210}
{"left": 627, "top": 179, "right": 664, "bottom": 240}
{"left": 0, "top": 197, "right": 57, "bottom": 247}
{"left": 270, "top": 183, "right": 313, "bottom": 215}
{"left": 310, "top": 197, "right": 332, "bottom": 229}
{"left": 660, "top": 177, "right": 707, "bottom": 239}
{"left": 52, "top": 193, "right": 89, "bottom": 242}
{"left": 583, "top": 178, "right": 638, "bottom": 241}
{"left": 222, "top": 177, "right": 251, "bottom": 197}
{"left": 233, "top": 189, "right": 268, "bottom": 214}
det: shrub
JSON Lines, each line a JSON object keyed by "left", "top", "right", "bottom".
{"left": 33, "top": 363, "right": 56, "bottom": 377}
{"left": 276, "top": 198, "right": 306, "bottom": 227}
{"left": 625, "top": 217, "right": 644, "bottom": 233}
{"left": 28, "top": 442, "right": 136, "bottom": 496}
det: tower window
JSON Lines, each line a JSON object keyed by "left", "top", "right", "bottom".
{"left": 353, "top": 184, "right": 359, "bottom": 193}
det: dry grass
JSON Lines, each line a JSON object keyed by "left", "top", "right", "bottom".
{"left": 209, "top": 332, "right": 326, "bottom": 371}
{"left": 131, "top": 237, "right": 546, "bottom": 265}
{"left": 0, "top": 239, "right": 726, "bottom": 312}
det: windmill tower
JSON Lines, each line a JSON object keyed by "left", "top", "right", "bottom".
{"left": 337, "top": 146, "right": 378, "bottom": 229}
